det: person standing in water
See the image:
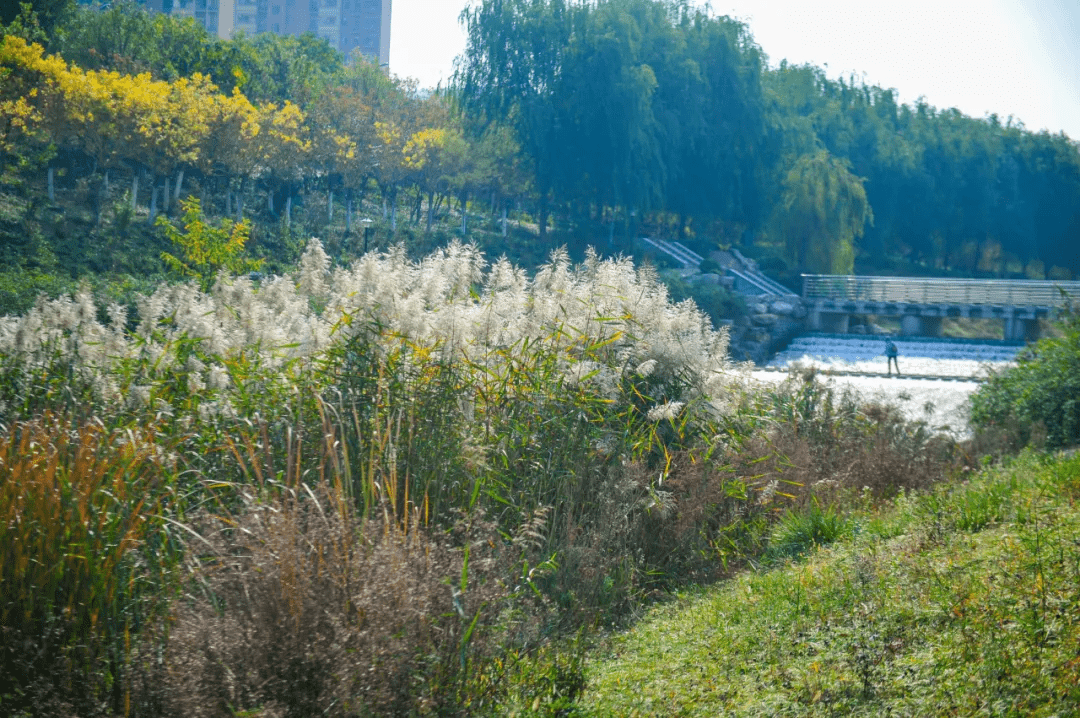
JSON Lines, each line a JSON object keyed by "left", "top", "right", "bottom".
{"left": 885, "top": 338, "right": 900, "bottom": 376}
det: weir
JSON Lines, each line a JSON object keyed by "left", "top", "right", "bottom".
{"left": 802, "top": 275, "right": 1080, "bottom": 341}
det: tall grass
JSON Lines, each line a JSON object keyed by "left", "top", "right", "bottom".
{"left": 0, "top": 242, "right": 971, "bottom": 715}
{"left": 0, "top": 415, "right": 177, "bottom": 717}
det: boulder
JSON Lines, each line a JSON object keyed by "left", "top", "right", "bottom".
{"left": 751, "top": 313, "right": 779, "bottom": 327}
{"left": 750, "top": 302, "right": 770, "bottom": 315}
{"left": 769, "top": 299, "right": 799, "bottom": 316}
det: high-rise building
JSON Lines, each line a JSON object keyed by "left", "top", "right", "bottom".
{"left": 167, "top": 0, "right": 391, "bottom": 67}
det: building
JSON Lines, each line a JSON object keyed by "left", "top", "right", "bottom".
{"left": 164, "top": 0, "right": 391, "bottom": 67}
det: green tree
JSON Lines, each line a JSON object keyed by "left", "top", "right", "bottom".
{"left": 457, "top": 0, "right": 577, "bottom": 238}
{"left": 773, "top": 149, "right": 872, "bottom": 274}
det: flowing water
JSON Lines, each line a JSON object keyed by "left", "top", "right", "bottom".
{"left": 751, "top": 334, "right": 1025, "bottom": 435}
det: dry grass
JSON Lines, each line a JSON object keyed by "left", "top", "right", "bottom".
{"left": 144, "top": 484, "right": 539, "bottom": 717}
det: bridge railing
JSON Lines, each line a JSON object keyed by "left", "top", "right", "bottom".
{"left": 802, "top": 275, "right": 1080, "bottom": 307}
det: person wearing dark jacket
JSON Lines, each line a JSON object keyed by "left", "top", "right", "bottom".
{"left": 885, "top": 338, "right": 900, "bottom": 376}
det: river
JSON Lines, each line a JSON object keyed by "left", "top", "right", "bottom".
{"left": 751, "top": 334, "right": 1024, "bottom": 436}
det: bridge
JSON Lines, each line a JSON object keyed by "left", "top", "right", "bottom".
{"left": 802, "top": 275, "right": 1080, "bottom": 341}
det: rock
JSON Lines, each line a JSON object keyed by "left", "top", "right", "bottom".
{"left": 751, "top": 313, "right": 779, "bottom": 327}
{"left": 720, "top": 276, "right": 735, "bottom": 290}
{"left": 769, "top": 299, "right": 799, "bottom": 316}
{"left": 851, "top": 324, "right": 866, "bottom": 334}
{"left": 751, "top": 302, "right": 769, "bottom": 315}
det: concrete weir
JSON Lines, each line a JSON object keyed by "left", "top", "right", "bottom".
{"left": 803, "top": 275, "right": 1080, "bottom": 341}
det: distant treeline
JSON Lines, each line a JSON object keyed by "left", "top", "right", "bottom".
{"left": 2, "top": 0, "right": 1079, "bottom": 278}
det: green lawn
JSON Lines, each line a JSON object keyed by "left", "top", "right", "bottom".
{"left": 578, "top": 451, "right": 1080, "bottom": 717}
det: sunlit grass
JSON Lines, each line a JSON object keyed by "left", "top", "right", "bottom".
{"left": 582, "top": 450, "right": 1080, "bottom": 717}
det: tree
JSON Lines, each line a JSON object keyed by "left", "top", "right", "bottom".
{"left": 1, "top": 0, "right": 74, "bottom": 39}
{"left": 457, "top": 0, "right": 577, "bottom": 237}
{"left": 158, "top": 196, "right": 261, "bottom": 291}
{"left": 403, "top": 126, "right": 468, "bottom": 233}
{"left": 773, "top": 149, "right": 872, "bottom": 274}
{"left": 258, "top": 100, "right": 311, "bottom": 226}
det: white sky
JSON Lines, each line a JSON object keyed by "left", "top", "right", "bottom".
{"left": 388, "top": 0, "right": 1080, "bottom": 140}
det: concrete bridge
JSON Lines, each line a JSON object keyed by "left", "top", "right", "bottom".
{"left": 803, "top": 274, "right": 1080, "bottom": 341}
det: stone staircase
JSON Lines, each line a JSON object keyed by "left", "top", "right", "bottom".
{"left": 639, "top": 238, "right": 804, "bottom": 363}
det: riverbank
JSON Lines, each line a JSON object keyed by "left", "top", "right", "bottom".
{"left": 580, "top": 449, "right": 1080, "bottom": 716}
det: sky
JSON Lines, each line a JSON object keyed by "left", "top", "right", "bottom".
{"left": 387, "top": 0, "right": 1080, "bottom": 140}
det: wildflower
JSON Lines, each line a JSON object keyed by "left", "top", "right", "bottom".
{"left": 635, "top": 359, "right": 658, "bottom": 377}
{"left": 647, "top": 401, "right": 685, "bottom": 422}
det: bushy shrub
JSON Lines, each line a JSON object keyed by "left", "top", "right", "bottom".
{"left": 738, "top": 369, "right": 963, "bottom": 502}
{"left": 969, "top": 299, "right": 1080, "bottom": 450}
{"left": 149, "top": 487, "right": 530, "bottom": 717}
{"left": 664, "top": 274, "right": 747, "bottom": 326}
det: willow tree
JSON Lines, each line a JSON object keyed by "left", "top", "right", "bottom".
{"left": 457, "top": 0, "right": 577, "bottom": 237}
{"left": 774, "top": 149, "right": 872, "bottom": 274}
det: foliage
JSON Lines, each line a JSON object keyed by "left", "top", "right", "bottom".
{"left": 157, "top": 197, "right": 260, "bottom": 290}
{"left": 970, "top": 297, "right": 1080, "bottom": 449}
{"left": 3, "top": 0, "right": 1079, "bottom": 279}
{"left": 772, "top": 149, "right": 872, "bottom": 274}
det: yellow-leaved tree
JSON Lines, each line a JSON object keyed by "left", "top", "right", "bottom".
{"left": 157, "top": 197, "right": 262, "bottom": 291}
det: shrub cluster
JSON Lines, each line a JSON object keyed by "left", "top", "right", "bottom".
{"left": 970, "top": 298, "right": 1080, "bottom": 450}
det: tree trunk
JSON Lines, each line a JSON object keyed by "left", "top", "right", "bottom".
{"left": 131, "top": 171, "right": 140, "bottom": 212}
{"left": 174, "top": 168, "right": 184, "bottom": 202}
{"left": 390, "top": 187, "right": 397, "bottom": 231}
{"left": 163, "top": 175, "right": 171, "bottom": 214}
{"left": 285, "top": 189, "right": 292, "bottom": 227}
{"left": 327, "top": 187, "right": 334, "bottom": 224}
{"left": 461, "top": 193, "right": 467, "bottom": 236}
{"left": 148, "top": 182, "right": 159, "bottom": 225}
{"left": 345, "top": 190, "right": 353, "bottom": 234}
{"left": 426, "top": 190, "right": 434, "bottom": 233}
{"left": 103, "top": 169, "right": 109, "bottom": 193}
{"left": 237, "top": 178, "right": 245, "bottom": 221}
{"left": 539, "top": 194, "right": 548, "bottom": 239}
{"left": 47, "top": 165, "right": 55, "bottom": 202}
{"left": 268, "top": 184, "right": 274, "bottom": 214}
{"left": 92, "top": 174, "right": 105, "bottom": 226}
{"left": 226, "top": 188, "right": 232, "bottom": 217}
{"left": 502, "top": 204, "right": 508, "bottom": 237}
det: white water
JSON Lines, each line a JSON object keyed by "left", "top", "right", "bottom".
{"left": 751, "top": 335, "right": 1023, "bottom": 435}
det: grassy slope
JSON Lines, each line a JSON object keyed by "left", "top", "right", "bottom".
{"left": 581, "top": 451, "right": 1080, "bottom": 717}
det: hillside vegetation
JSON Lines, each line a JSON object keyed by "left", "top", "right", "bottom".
{"left": 581, "top": 449, "right": 1080, "bottom": 716}
{"left": 2, "top": 0, "right": 1079, "bottom": 320}
{"left": 1, "top": 1, "right": 1078, "bottom": 716}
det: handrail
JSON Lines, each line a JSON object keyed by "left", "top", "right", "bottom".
{"left": 726, "top": 267, "right": 783, "bottom": 296}
{"left": 802, "top": 274, "right": 1080, "bottom": 307}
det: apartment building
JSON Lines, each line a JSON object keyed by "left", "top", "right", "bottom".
{"left": 166, "top": 0, "right": 391, "bottom": 66}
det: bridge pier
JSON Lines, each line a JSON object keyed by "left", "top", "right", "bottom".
{"left": 809, "top": 309, "right": 848, "bottom": 333}
{"left": 900, "top": 315, "right": 942, "bottom": 337}
{"left": 1004, "top": 315, "right": 1040, "bottom": 342}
